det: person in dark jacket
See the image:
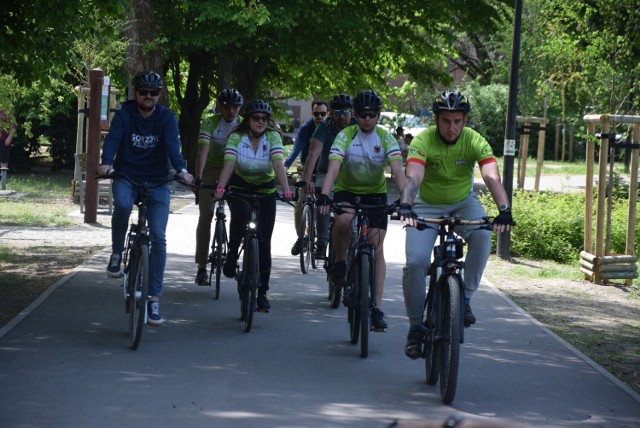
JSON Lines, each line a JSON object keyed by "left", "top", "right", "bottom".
{"left": 98, "top": 71, "right": 193, "bottom": 326}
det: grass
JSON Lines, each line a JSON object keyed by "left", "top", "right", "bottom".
{"left": 475, "top": 158, "right": 631, "bottom": 178}
{"left": 1, "top": 169, "right": 78, "bottom": 226}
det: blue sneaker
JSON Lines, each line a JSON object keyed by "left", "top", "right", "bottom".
{"left": 106, "top": 253, "right": 123, "bottom": 278}
{"left": 147, "top": 300, "right": 163, "bottom": 326}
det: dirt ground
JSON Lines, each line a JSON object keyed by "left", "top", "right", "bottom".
{"left": 1, "top": 217, "right": 638, "bottom": 395}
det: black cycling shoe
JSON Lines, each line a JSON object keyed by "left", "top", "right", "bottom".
{"left": 257, "top": 295, "right": 271, "bottom": 312}
{"left": 331, "top": 261, "right": 346, "bottom": 288}
{"left": 195, "top": 267, "right": 208, "bottom": 285}
{"left": 371, "top": 308, "right": 388, "bottom": 331}
{"left": 464, "top": 303, "right": 477, "bottom": 327}
{"left": 290, "top": 239, "right": 301, "bottom": 256}
{"left": 313, "top": 244, "right": 326, "bottom": 260}
{"left": 405, "top": 331, "right": 424, "bottom": 359}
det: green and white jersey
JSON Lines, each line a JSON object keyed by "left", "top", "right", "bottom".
{"left": 224, "top": 130, "right": 284, "bottom": 192}
{"left": 406, "top": 126, "right": 497, "bottom": 205}
{"left": 328, "top": 124, "right": 402, "bottom": 194}
{"left": 198, "top": 114, "right": 242, "bottom": 170}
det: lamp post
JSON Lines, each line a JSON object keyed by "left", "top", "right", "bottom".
{"left": 497, "top": 0, "right": 523, "bottom": 259}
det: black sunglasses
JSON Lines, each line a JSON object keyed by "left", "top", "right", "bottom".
{"left": 138, "top": 89, "right": 160, "bottom": 97}
{"left": 313, "top": 111, "right": 327, "bottom": 117}
{"left": 358, "top": 112, "right": 378, "bottom": 119}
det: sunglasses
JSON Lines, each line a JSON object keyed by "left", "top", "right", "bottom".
{"left": 251, "top": 115, "right": 269, "bottom": 123}
{"left": 137, "top": 89, "right": 160, "bottom": 97}
{"left": 358, "top": 112, "right": 378, "bottom": 119}
{"left": 313, "top": 111, "right": 327, "bottom": 117}
{"left": 333, "top": 109, "right": 352, "bottom": 116}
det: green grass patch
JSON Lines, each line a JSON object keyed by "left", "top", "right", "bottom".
{"left": 0, "top": 244, "right": 18, "bottom": 263}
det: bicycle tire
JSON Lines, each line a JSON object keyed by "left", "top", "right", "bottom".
{"left": 425, "top": 281, "right": 439, "bottom": 385}
{"left": 128, "top": 244, "right": 149, "bottom": 350}
{"left": 299, "top": 204, "right": 312, "bottom": 274}
{"left": 439, "top": 275, "right": 462, "bottom": 404}
{"left": 348, "top": 263, "right": 359, "bottom": 345}
{"left": 211, "top": 219, "right": 227, "bottom": 300}
{"left": 310, "top": 208, "right": 317, "bottom": 270}
{"left": 357, "top": 254, "right": 371, "bottom": 358}
{"left": 243, "top": 237, "right": 259, "bottom": 332}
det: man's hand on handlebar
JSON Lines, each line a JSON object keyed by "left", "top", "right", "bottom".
{"left": 492, "top": 209, "right": 514, "bottom": 233}
{"left": 398, "top": 203, "right": 418, "bottom": 227}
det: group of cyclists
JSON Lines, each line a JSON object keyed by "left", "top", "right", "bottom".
{"left": 101, "top": 71, "right": 514, "bottom": 359}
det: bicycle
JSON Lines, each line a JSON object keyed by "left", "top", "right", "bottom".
{"left": 105, "top": 171, "right": 188, "bottom": 350}
{"left": 196, "top": 183, "right": 228, "bottom": 300}
{"left": 224, "top": 190, "right": 292, "bottom": 332}
{"left": 332, "top": 198, "right": 394, "bottom": 358}
{"left": 412, "top": 215, "right": 491, "bottom": 404}
{"left": 293, "top": 180, "right": 321, "bottom": 274}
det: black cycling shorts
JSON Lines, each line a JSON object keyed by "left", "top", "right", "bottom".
{"left": 333, "top": 191, "right": 388, "bottom": 231}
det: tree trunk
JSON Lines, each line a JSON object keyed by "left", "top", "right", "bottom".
{"left": 125, "top": 0, "right": 164, "bottom": 101}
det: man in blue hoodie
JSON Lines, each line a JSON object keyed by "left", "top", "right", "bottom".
{"left": 98, "top": 71, "right": 193, "bottom": 326}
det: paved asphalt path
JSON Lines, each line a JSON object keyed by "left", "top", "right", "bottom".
{"left": 1, "top": 192, "right": 639, "bottom": 427}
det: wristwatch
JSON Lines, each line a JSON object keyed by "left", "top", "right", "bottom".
{"left": 498, "top": 204, "right": 511, "bottom": 213}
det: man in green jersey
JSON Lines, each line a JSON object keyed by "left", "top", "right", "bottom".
{"left": 398, "top": 90, "right": 514, "bottom": 359}
{"left": 194, "top": 89, "right": 243, "bottom": 285}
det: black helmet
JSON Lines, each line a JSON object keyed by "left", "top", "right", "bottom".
{"left": 330, "top": 94, "right": 353, "bottom": 110}
{"left": 217, "top": 89, "right": 244, "bottom": 106}
{"left": 432, "top": 90, "right": 470, "bottom": 114}
{"left": 353, "top": 90, "right": 382, "bottom": 114}
{"left": 244, "top": 99, "right": 272, "bottom": 116}
{"left": 132, "top": 71, "right": 164, "bottom": 89}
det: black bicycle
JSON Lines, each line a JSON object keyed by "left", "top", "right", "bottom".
{"left": 415, "top": 215, "right": 491, "bottom": 404}
{"left": 105, "top": 171, "right": 188, "bottom": 350}
{"left": 294, "top": 181, "right": 321, "bottom": 274}
{"left": 333, "top": 199, "right": 394, "bottom": 358}
{"left": 195, "top": 183, "right": 228, "bottom": 300}
{"left": 224, "top": 190, "right": 291, "bottom": 332}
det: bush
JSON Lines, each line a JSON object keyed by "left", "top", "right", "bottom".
{"left": 478, "top": 189, "right": 640, "bottom": 264}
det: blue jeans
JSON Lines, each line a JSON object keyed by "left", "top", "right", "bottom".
{"left": 112, "top": 178, "right": 170, "bottom": 298}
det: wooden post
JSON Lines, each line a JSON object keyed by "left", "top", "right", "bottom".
{"left": 626, "top": 123, "right": 639, "bottom": 285}
{"left": 534, "top": 118, "right": 547, "bottom": 192}
{"left": 84, "top": 68, "right": 104, "bottom": 224}
{"left": 554, "top": 119, "right": 560, "bottom": 161}
{"left": 584, "top": 121, "right": 595, "bottom": 256}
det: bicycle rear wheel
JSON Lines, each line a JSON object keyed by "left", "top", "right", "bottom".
{"left": 128, "top": 244, "right": 149, "bottom": 350}
{"left": 299, "top": 204, "right": 312, "bottom": 274}
{"left": 347, "top": 263, "right": 360, "bottom": 345}
{"left": 242, "top": 238, "right": 259, "bottom": 332}
{"left": 211, "top": 219, "right": 227, "bottom": 300}
{"left": 357, "top": 254, "right": 370, "bottom": 358}
{"left": 310, "top": 210, "right": 318, "bottom": 270}
{"left": 326, "top": 234, "right": 341, "bottom": 309}
{"left": 439, "top": 275, "right": 462, "bottom": 404}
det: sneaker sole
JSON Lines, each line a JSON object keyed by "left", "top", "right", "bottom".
{"left": 107, "top": 271, "right": 123, "bottom": 279}
{"left": 147, "top": 319, "right": 164, "bottom": 327}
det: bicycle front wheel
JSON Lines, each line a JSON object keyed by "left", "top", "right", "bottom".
{"left": 299, "top": 204, "right": 312, "bottom": 274}
{"left": 128, "top": 244, "right": 149, "bottom": 350}
{"left": 425, "top": 279, "right": 439, "bottom": 385}
{"left": 211, "top": 219, "right": 227, "bottom": 300}
{"left": 357, "top": 254, "right": 371, "bottom": 358}
{"left": 242, "top": 237, "right": 259, "bottom": 332}
{"left": 439, "top": 275, "right": 462, "bottom": 404}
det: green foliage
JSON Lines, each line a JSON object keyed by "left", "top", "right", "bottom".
{"left": 460, "top": 82, "right": 509, "bottom": 155}
{"left": 479, "top": 189, "right": 639, "bottom": 264}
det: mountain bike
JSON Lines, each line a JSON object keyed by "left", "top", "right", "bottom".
{"left": 195, "top": 182, "right": 228, "bottom": 300}
{"left": 414, "top": 215, "right": 491, "bottom": 404}
{"left": 225, "top": 190, "right": 291, "bottom": 332}
{"left": 106, "top": 171, "right": 188, "bottom": 350}
{"left": 294, "top": 180, "right": 320, "bottom": 274}
{"left": 334, "top": 198, "right": 394, "bottom": 358}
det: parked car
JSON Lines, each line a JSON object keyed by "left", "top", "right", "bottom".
{"left": 378, "top": 111, "right": 428, "bottom": 137}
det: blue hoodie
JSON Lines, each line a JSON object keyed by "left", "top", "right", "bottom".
{"left": 101, "top": 100, "right": 186, "bottom": 181}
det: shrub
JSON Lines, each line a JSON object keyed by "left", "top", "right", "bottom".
{"left": 479, "top": 189, "right": 640, "bottom": 264}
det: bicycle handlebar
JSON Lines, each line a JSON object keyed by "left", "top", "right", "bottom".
{"left": 98, "top": 170, "right": 192, "bottom": 190}
{"left": 332, "top": 201, "right": 397, "bottom": 216}
{"left": 414, "top": 216, "right": 493, "bottom": 231}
